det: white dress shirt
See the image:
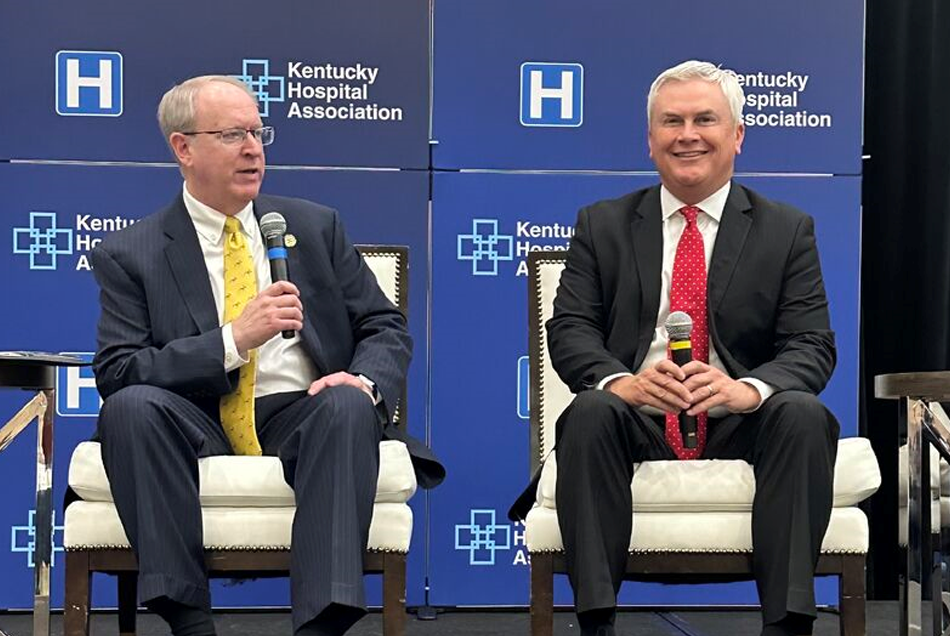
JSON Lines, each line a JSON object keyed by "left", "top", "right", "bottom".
{"left": 597, "top": 182, "right": 775, "bottom": 416}
{"left": 182, "top": 184, "right": 319, "bottom": 397}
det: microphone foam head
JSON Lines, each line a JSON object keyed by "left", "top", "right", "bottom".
{"left": 665, "top": 311, "right": 693, "bottom": 340}
{"left": 259, "top": 212, "right": 287, "bottom": 239}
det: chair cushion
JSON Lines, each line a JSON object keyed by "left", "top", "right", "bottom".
{"left": 535, "top": 437, "right": 880, "bottom": 513}
{"left": 64, "top": 500, "right": 413, "bottom": 553}
{"left": 524, "top": 506, "right": 870, "bottom": 554}
{"left": 68, "top": 439, "right": 416, "bottom": 506}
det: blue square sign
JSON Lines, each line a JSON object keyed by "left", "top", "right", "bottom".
{"left": 520, "top": 62, "right": 583, "bottom": 127}
{"left": 56, "top": 51, "right": 123, "bottom": 117}
{"left": 56, "top": 353, "right": 101, "bottom": 417}
{"left": 517, "top": 355, "right": 530, "bottom": 419}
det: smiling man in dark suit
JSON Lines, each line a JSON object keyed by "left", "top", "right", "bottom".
{"left": 512, "top": 61, "right": 839, "bottom": 636}
{"left": 91, "top": 75, "right": 442, "bottom": 636}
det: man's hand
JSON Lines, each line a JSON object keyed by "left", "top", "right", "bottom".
{"left": 231, "top": 281, "right": 304, "bottom": 355}
{"left": 606, "top": 359, "right": 692, "bottom": 412}
{"left": 308, "top": 371, "right": 375, "bottom": 402}
{"left": 680, "top": 361, "right": 761, "bottom": 415}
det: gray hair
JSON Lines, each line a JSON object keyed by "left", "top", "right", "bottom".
{"left": 647, "top": 60, "right": 745, "bottom": 128}
{"left": 157, "top": 75, "right": 257, "bottom": 140}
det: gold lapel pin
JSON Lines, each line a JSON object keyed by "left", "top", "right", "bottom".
{"left": 285, "top": 234, "right": 298, "bottom": 248}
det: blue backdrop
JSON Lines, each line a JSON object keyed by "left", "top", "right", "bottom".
{"left": 0, "top": 0, "right": 430, "bottom": 167}
{"left": 0, "top": 0, "right": 864, "bottom": 612}
{"left": 432, "top": 0, "right": 863, "bottom": 173}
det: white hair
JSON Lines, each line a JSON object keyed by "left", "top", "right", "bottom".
{"left": 647, "top": 60, "right": 745, "bottom": 127}
{"left": 157, "top": 75, "right": 257, "bottom": 140}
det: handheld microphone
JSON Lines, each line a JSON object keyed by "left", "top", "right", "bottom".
{"left": 259, "top": 212, "right": 294, "bottom": 339}
{"left": 665, "top": 311, "right": 697, "bottom": 449}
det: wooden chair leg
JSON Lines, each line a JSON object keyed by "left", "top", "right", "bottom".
{"left": 530, "top": 552, "right": 554, "bottom": 636}
{"left": 839, "top": 555, "right": 867, "bottom": 636}
{"left": 382, "top": 552, "right": 406, "bottom": 636}
{"left": 118, "top": 571, "right": 138, "bottom": 636}
{"left": 64, "top": 551, "right": 92, "bottom": 636}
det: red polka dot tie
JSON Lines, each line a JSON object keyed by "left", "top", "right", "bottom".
{"left": 665, "top": 206, "right": 708, "bottom": 460}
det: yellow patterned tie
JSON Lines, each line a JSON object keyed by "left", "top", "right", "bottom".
{"left": 220, "top": 217, "right": 262, "bottom": 455}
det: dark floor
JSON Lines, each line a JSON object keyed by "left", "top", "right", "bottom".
{"left": 0, "top": 602, "right": 904, "bottom": 635}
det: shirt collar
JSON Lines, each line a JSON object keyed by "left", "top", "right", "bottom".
{"left": 182, "top": 182, "right": 256, "bottom": 245}
{"left": 659, "top": 181, "right": 732, "bottom": 223}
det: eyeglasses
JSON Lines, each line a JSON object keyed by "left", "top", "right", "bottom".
{"left": 181, "top": 126, "right": 275, "bottom": 146}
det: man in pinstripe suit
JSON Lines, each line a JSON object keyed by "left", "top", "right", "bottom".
{"left": 91, "top": 75, "right": 442, "bottom": 636}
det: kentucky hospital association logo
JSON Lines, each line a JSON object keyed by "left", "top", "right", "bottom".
{"left": 455, "top": 509, "right": 512, "bottom": 566}
{"left": 457, "top": 219, "right": 515, "bottom": 276}
{"left": 456, "top": 217, "right": 573, "bottom": 277}
{"left": 12, "top": 211, "right": 136, "bottom": 271}
{"left": 55, "top": 50, "right": 123, "bottom": 117}
{"left": 236, "top": 58, "right": 286, "bottom": 118}
{"left": 234, "top": 57, "right": 402, "bottom": 122}
{"left": 12, "top": 211, "right": 74, "bottom": 270}
{"left": 11, "top": 510, "right": 65, "bottom": 568}
{"left": 520, "top": 62, "right": 584, "bottom": 127}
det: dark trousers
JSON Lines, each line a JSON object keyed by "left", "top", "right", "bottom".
{"left": 555, "top": 389, "right": 839, "bottom": 627}
{"left": 97, "top": 383, "right": 382, "bottom": 632}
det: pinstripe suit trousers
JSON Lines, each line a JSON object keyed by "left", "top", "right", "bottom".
{"left": 97, "top": 383, "right": 382, "bottom": 632}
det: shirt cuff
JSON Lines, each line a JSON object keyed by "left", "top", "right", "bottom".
{"left": 597, "top": 372, "right": 634, "bottom": 391}
{"left": 357, "top": 374, "right": 382, "bottom": 405}
{"left": 222, "top": 323, "right": 249, "bottom": 372}
{"left": 737, "top": 377, "right": 776, "bottom": 412}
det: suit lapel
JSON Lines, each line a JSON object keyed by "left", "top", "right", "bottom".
{"left": 707, "top": 183, "right": 753, "bottom": 313}
{"left": 162, "top": 196, "right": 219, "bottom": 333}
{"left": 631, "top": 188, "right": 663, "bottom": 361}
{"left": 252, "top": 199, "right": 329, "bottom": 375}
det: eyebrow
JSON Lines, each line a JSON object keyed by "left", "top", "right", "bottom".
{"left": 659, "top": 109, "right": 719, "bottom": 119}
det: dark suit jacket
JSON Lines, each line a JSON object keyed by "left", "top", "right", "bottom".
{"left": 509, "top": 182, "right": 835, "bottom": 520}
{"left": 549, "top": 182, "right": 835, "bottom": 396}
{"left": 90, "top": 192, "right": 444, "bottom": 489}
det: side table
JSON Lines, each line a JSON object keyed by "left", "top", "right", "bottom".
{"left": 876, "top": 371, "right": 950, "bottom": 636}
{"left": 0, "top": 352, "right": 90, "bottom": 636}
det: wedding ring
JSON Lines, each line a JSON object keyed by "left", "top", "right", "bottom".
{"left": 706, "top": 384, "right": 715, "bottom": 397}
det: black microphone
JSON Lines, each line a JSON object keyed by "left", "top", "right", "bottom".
{"left": 665, "top": 311, "right": 697, "bottom": 449}
{"left": 259, "top": 212, "right": 295, "bottom": 339}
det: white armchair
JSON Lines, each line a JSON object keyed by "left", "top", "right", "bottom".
{"left": 63, "top": 245, "right": 416, "bottom": 636}
{"left": 523, "top": 252, "right": 882, "bottom": 636}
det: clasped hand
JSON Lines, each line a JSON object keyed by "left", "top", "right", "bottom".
{"left": 607, "top": 360, "right": 760, "bottom": 415}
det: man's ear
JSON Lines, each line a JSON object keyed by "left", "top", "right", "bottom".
{"left": 734, "top": 122, "right": 745, "bottom": 155}
{"left": 169, "top": 133, "right": 192, "bottom": 167}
